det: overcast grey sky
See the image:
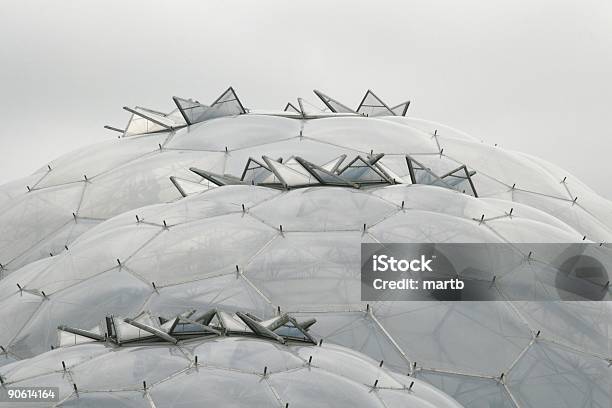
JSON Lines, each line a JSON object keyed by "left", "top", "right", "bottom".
{"left": 1, "top": 0, "right": 611, "bottom": 198}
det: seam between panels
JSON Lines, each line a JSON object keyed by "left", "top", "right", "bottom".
{"left": 560, "top": 181, "right": 574, "bottom": 201}
{"left": 536, "top": 337, "right": 611, "bottom": 361}
{"left": 238, "top": 271, "right": 274, "bottom": 307}
{"left": 29, "top": 169, "right": 53, "bottom": 190}
{"left": 262, "top": 376, "right": 285, "bottom": 407}
{"left": 364, "top": 208, "right": 403, "bottom": 230}
{"left": 146, "top": 392, "right": 157, "bottom": 408}
{"left": 499, "top": 300, "right": 535, "bottom": 337}
{"left": 373, "top": 388, "right": 392, "bottom": 408}
{"left": 74, "top": 181, "right": 88, "bottom": 215}
{"left": 504, "top": 338, "right": 536, "bottom": 377}
{"left": 502, "top": 382, "right": 522, "bottom": 408}
{"left": 417, "top": 367, "right": 497, "bottom": 380}
{"left": 367, "top": 309, "right": 414, "bottom": 371}
{"left": 161, "top": 131, "right": 176, "bottom": 148}
{"left": 30, "top": 179, "right": 84, "bottom": 192}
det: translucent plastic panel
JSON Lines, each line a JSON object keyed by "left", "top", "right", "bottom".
{"left": 0, "top": 183, "right": 84, "bottom": 267}
{"left": 58, "top": 391, "right": 151, "bottom": 408}
{"left": 292, "top": 311, "right": 411, "bottom": 373}
{"left": 77, "top": 151, "right": 225, "bottom": 219}
{"left": 293, "top": 342, "right": 402, "bottom": 388}
{"left": 281, "top": 157, "right": 312, "bottom": 176}
{"left": 415, "top": 371, "right": 515, "bottom": 408}
{"left": 479, "top": 197, "right": 578, "bottom": 235}
{"left": 356, "top": 90, "right": 394, "bottom": 117}
{"left": 512, "top": 190, "right": 612, "bottom": 243}
{"left": 9, "top": 269, "right": 152, "bottom": 358}
{"left": 269, "top": 367, "right": 383, "bottom": 408}
{"left": 369, "top": 210, "right": 504, "bottom": 243}
{"left": 145, "top": 273, "right": 273, "bottom": 319}
{"left": 150, "top": 367, "right": 278, "bottom": 408}
{"left": 304, "top": 116, "right": 439, "bottom": 154}
{"left": 10, "top": 217, "right": 100, "bottom": 272}
{"left": 390, "top": 101, "right": 410, "bottom": 116}
{"left": 510, "top": 301, "right": 610, "bottom": 356}
{"left": 486, "top": 216, "right": 584, "bottom": 243}
{"left": 124, "top": 112, "right": 169, "bottom": 136}
{"left": 440, "top": 138, "right": 570, "bottom": 198}
{"left": 25, "top": 223, "right": 161, "bottom": 294}
{"left": 507, "top": 342, "right": 610, "bottom": 408}
{"left": 37, "top": 134, "right": 168, "bottom": 188}
{"left": 380, "top": 117, "right": 480, "bottom": 142}
{"left": 0, "top": 353, "right": 19, "bottom": 368}
{"left": 0, "top": 256, "right": 54, "bottom": 301}
{"left": 320, "top": 155, "right": 346, "bottom": 173}
{"left": 72, "top": 346, "right": 190, "bottom": 391}
{"left": 251, "top": 187, "right": 396, "bottom": 231}
{"left": 313, "top": 90, "right": 356, "bottom": 113}
{"left": 0, "top": 174, "right": 42, "bottom": 213}
{"left": 264, "top": 158, "right": 317, "bottom": 187}
{"left": 569, "top": 187, "right": 612, "bottom": 233}
{"left": 338, "top": 157, "right": 390, "bottom": 184}
{"left": 170, "top": 177, "right": 212, "bottom": 197}
{"left": 374, "top": 154, "right": 412, "bottom": 180}
{"left": 385, "top": 372, "right": 466, "bottom": 408}
{"left": 297, "top": 158, "right": 356, "bottom": 187}
{"left": 440, "top": 166, "right": 477, "bottom": 197}
{"left": 173, "top": 96, "right": 209, "bottom": 125}
{"left": 217, "top": 310, "right": 251, "bottom": 333}
{"left": 245, "top": 232, "right": 361, "bottom": 306}
{"left": 240, "top": 158, "right": 275, "bottom": 185}
{"left": 191, "top": 337, "right": 303, "bottom": 374}
{"left": 195, "top": 87, "right": 246, "bottom": 122}
{"left": 59, "top": 329, "right": 100, "bottom": 347}
{"left": 298, "top": 97, "right": 325, "bottom": 115}
{"left": 130, "top": 194, "right": 238, "bottom": 226}
{"left": 516, "top": 150, "right": 603, "bottom": 207}
{"left": 0, "top": 292, "right": 42, "bottom": 345}
{"left": 374, "top": 185, "right": 495, "bottom": 220}
{"left": 176, "top": 185, "right": 280, "bottom": 212}
{"left": 114, "top": 314, "right": 157, "bottom": 344}
{"left": 378, "top": 388, "right": 462, "bottom": 408}
{"left": 373, "top": 301, "right": 532, "bottom": 376}
{"left": 167, "top": 114, "right": 300, "bottom": 151}
{"left": 125, "top": 214, "right": 277, "bottom": 286}
{"left": 1, "top": 343, "right": 106, "bottom": 383}
{"left": 406, "top": 158, "right": 447, "bottom": 187}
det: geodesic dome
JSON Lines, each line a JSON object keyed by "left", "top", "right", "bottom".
{"left": 0, "top": 88, "right": 610, "bottom": 408}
